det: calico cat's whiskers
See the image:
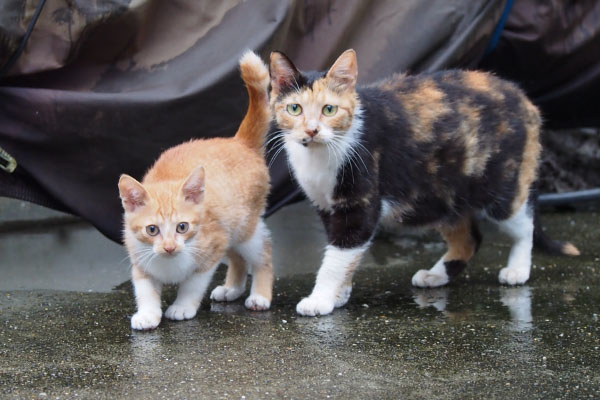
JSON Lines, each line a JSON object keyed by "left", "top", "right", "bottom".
{"left": 331, "top": 134, "right": 370, "bottom": 175}
{"left": 266, "top": 133, "right": 288, "bottom": 169}
{"left": 326, "top": 138, "right": 349, "bottom": 183}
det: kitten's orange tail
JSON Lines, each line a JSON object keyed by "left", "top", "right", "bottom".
{"left": 235, "top": 51, "right": 271, "bottom": 152}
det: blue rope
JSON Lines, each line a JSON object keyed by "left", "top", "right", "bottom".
{"left": 484, "top": 0, "right": 515, "bottom": 56}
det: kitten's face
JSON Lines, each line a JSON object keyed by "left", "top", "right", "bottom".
{"left": 119, "top": 167, "right": 205, "bottom": 263}
{"left": 270, "top": 50, "right": 359, "bottom": 147}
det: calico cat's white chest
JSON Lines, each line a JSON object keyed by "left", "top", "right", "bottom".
{"left": 286, "top": 142, "right": 339, "bottom": 211}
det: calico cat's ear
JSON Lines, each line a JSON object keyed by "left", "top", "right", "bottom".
{"left": 326, "top": 49, "right": 358, "bottom": 92}
{"left": 181, "top": 166, "right": 205, "bottom": 204}
{"left": 270, "top": 51, "right": 300, "bottom": 95}
{"left": 118, "top": 175, "right": 149, "bottom": 213}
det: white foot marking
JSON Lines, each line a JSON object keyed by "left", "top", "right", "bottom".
{"left": 334, "top": 285, "right": 352, "bottom": 308}
{"left": 131, "top": 309, "right": 162, "bottom": 330}
{"left": 490, "top": 202, "right": 534, "bottom": 285}
{"left": 411, "top": 269, "right": 449, "bottom": 288}
{"left": 296, "top": 295, "right": 335, "bottom": 316}
{"left": 164, "top": 304, "right": 197, "bottom": 320}
{"left": 244, "top": 294, "right": 271, "bottom": 311}
{"left": 210, "top": 285, "right": 245, "bottom": 302}
{"left": 498, "top": 267, "right": 530, "bottom": 285}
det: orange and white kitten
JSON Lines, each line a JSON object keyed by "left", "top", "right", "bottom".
{"left": 118, "top": 52, "right": 273, "bottom": 330}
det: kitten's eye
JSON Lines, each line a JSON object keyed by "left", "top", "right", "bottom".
{"left": 176, "top": 222, "right": 189, "bottom": 234}
{"left": 146, "top": 225, "right": 160, "bottom": 236}
{"left": 322, "top": 105, "right": 338, "bottom": 116}
{"left": 286, "top": 103, "right": 303, "bottom": 116}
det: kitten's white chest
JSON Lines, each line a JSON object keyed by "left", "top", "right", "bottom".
{"left": 286, "top": 142, "right": 338, "bottom": 211}
{"left": 145, "top": 254, "right": 196, "bottom": 284}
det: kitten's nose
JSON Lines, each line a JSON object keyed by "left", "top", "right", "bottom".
{"left": 305, "top": 128, "right": 319, "bottom": 137}
{"left": 164, "top": 246, "right": 176, "bottom": 254}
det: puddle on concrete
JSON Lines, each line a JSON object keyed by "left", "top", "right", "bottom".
{"left": 1, "top": 202, "right": 599, "bottom": 398}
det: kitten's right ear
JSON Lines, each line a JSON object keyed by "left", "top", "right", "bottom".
{"left": 181, "top": 166, "right": 205, "bottom": 204}
{"left": 270, "top": 51, "right": 300, "bottom": 96}
{"left": 118, "top": 175, "right": 149, "bottom": 213}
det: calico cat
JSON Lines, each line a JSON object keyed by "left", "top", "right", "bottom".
{"left": 269, "top": 49, "right": 579, "bottom": 317}
{"left": 118, "top": 51, "right": 273, "bottom": 330}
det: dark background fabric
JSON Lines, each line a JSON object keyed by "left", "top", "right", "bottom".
{"left": 0, "top": 0, "right": 599, "bottom": 243}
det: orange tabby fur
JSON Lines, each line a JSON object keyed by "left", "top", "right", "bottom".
{"left": 118, "top": 51, "right": 273, "bottom": 330}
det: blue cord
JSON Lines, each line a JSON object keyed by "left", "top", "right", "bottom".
{"left": 484, "top": 0, "right": 515, "bottom": 56}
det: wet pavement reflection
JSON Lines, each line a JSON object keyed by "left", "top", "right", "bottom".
{"left": 1, "top": 202, "right": 599, "bottom": 398}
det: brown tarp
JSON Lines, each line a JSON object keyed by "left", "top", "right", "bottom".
{"left": 0, "top": 0, "right": 598, "bottom": 243}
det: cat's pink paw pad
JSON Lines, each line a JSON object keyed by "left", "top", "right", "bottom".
{"left": 296, "top": 296, "right": 335, "bottom": 316}
{"left": 498, "top": 267, "right": 529, "bottom": 285}
{"left": 131, "top": 310, "right": 162, "bottom": 330}
{"left": 244, "top": 294, "right": 271, "bottom": 311}
{"left": 411, "top": 270, "right": 449, "bottom": 288}
{"left": 165, "top": 304, "right": 197, "bottom": 320}
{"left": 334, "top": 285, "right": 352, "bottom": 308}
{"left": 210, "top": 285, "right": 245, "bottom": 302}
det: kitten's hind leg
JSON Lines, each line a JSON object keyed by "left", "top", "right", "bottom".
{"left": 490, "top": 201, "right": 534, "bottom": 285}
{"left": 235, "top": 219, "right": 274, "bottom": 311}
{"left": 412, "top": 217, "right": 481, "bottom": 288}
{"left": 210, "top": 250, "right": 248, "bottom": 302}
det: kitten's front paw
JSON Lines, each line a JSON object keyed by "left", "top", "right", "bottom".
{"left": 244, "top": 294, "right": 271, "bottom": 311}
{"left": 296, "top": 295, "right": 335, "bottom": 316}
{"left": 165, "top": 304, "right": 197, "bottom": 321}
{"left": 411, "top": 269, "right": 449, "bottom": 288}
{"left": 498, "top": 267, "right": 529, "bottom": 285}
{"left": 210, "top": 285, "right": 245, "bottom": 302}
{"left": 334, "top": 285, "right": 352, "bottom": 308}
{"left": 131, "top": 310, "right": 162, "bottom": 330}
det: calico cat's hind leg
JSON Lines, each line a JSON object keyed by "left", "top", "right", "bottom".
{"left": 412, "top": 217, "right": 481, "bottom": 288}
{"left": 489, "top": 201, "right": 534, "bottom": 285}
{"left": 235, "top": 219, "right": 274, "bottom": 311}
{"left": 210, "top": 250, "right": 248, "bottom": 303}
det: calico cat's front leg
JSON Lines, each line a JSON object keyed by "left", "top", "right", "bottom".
{"left": 131, "top": 264, "right": 163, "bottom": 330}
{"left": 296, "top": 206, "right": 377, "bottom": 316}
{"left": 296, "top": 244, "right": 369, "bottom": 316}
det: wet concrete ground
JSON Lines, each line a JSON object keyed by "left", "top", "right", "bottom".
{"left": 1, "top": 199, "right": 599, "bottom": 399}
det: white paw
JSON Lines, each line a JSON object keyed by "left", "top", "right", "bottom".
{"left": 244, "top": 294, "right": 271, "bottom": 311}
{"left": 411, "top": 269, "right": 449, "bottom": 288}
{"left": 164, "top": 303, "right": 197, "bottom": 320}
{"left": 131, "top": 309, "right": 162, "bottom": 330}
{"left": 296, "top": 295, "right": 335, "bottom": 316}
{"left": 210, "top": 285, "right": 245, "bottom": 302}
{"left": 334, "top": 285, "right": 352, "bottom": 308}
{"left": 498, "top": 267, "right": 530, "bottom": 285}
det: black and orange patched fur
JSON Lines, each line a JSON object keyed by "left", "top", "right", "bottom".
{"left": 269, "top": 49, "right": 579, "bottom": 317}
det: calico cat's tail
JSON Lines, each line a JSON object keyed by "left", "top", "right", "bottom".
{"left": 533, "top": 208, "right": 580, "bottom": 256}
{"left": 235, "top": 51, "right": 271, "bottom": 152}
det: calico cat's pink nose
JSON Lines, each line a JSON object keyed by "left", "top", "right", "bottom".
{"left": 164, "top": 246, "right": 176, "bottom": 254}
{"left": 305, "top": 128, "right": 319, "bottom": 137}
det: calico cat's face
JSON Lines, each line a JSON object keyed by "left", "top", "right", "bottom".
{"left": 118, "top": 166, "right": 205, "bottom": 262}
{"left": 269, "top": 49, "right": 359, "bottom": 146}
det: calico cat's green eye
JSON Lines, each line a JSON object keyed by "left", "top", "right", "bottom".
{"left": 322, "top": 105, "right": 338, "bottom": 116}
{"left": 176, "top": 222, "right": 189, "bottom": 234}
{"left": 287, "top": 103, "right": 303, "bottom": 116}
{"left": 146, "top": 225, "right": 160, "bottom": 236}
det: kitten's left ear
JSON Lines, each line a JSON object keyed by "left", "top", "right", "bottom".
{"left": 326, "top": 49, "right": 358, "bottom": 92}
{"left": 118, "top": 174, "right": 149, "bottom": 213}
{"left": 181, "top": 166, "right": 205, "bottom": 204}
